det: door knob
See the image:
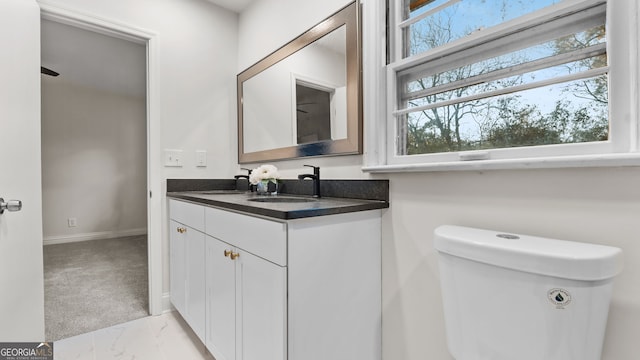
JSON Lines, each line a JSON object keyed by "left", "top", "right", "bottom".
{"left": 0, "top": 198, "right": 22, "bottom": 214}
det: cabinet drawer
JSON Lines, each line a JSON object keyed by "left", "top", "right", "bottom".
{"left": 169, "top": 199, "right": 205, "bottom": 232}
{"left": 205, "top": 207, "right": 287, "bottom": 266}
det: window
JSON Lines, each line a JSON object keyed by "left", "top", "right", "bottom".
{"left": 363, "top": 0, "right": 640, "bottom": 171}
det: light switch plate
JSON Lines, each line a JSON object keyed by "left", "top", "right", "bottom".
{"left": 196, "top": 150, "right": 207, "bottom": 167}
{"left": 164, "top": 149, "right": 183, "bottom": 167}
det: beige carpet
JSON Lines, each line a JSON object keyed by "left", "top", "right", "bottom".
{"left": 44, "top": 235, "right": 149, "bottom": 341}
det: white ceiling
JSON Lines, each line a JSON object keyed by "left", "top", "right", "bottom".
{"left": 41, "top": 19, "right": 146, "bottom": 98}
{"left": 205, "top": 0, "right": 258, "bottom": 13}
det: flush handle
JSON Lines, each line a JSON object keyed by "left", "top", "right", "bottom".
{"left": 0, "top": 198, "right": 22, "bottom": 214}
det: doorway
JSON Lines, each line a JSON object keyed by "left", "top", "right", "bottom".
{"left": 39, "top": 6, "right": 161, "bottom": 341}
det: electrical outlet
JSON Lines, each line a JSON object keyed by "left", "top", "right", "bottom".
{"left": 164, "top": 149, "right": 183, "bottom": 167}
{"left": 68, "top": 217, "right": 77, "bottom": 227}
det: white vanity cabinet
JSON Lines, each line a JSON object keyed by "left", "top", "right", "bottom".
{"left": 205, "top": 207, "right": 287, "bottom": 360}
{"left": 168, "top": 200, "right": 206, "bottom": 343}
{"left": 168, "top": 198, "right": 382, "bottom": 360}
{"left": 205, "top": 236, "right": 236, "bottom": 360}
{"left": 169, "top": 219, "right": 186, "bottom": 315}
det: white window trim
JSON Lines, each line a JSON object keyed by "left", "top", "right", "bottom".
{"left": 361, "top": 0, "right": 640, "bottom": 172}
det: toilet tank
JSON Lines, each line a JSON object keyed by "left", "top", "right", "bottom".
{"left": 433, "top": 225, "right": 623, "bottom": 360}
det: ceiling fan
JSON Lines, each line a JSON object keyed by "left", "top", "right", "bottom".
{"left": 40, "top": 66, "right": 59, "bottom": 77}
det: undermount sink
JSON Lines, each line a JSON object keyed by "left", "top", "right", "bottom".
{"left": 247, "top": 196, "right": 317, "bottom": 203}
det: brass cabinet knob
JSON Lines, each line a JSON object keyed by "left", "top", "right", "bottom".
{"left": 224, "top": 249, "right": 232, "bottom": 257}
{"left": 177, "top": 227, "right": 187, "bottom": 233}
{"left": 230, "top": 252, "right": 240, "bottom": 260}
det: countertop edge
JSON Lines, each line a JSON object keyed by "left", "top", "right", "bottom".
{"left": 167, "top": 192, "right": 389, "bottom": 220}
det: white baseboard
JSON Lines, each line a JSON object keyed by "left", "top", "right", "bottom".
{"left": 43, "top": 227, "right": 148, "bottom": 246}
{"left": 162, "top": 292, "right": 175, "bottom": 313}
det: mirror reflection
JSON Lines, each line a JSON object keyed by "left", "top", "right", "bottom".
{"left": 237, "top": 2, "right": 361, "bottom": 163}
{"left": 242, "top": 26, "right": 346, "bottom": 153}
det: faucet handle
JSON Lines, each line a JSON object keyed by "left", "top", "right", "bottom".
{"left": 241, "top": 167, "right": 252, "bottom": 174}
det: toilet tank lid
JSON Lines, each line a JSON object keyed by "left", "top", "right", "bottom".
{"left": 434, "top": 225, "right": 623, "bottom": 281}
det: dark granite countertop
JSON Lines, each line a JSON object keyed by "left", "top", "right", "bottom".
{"left": 167, "top": 191, "right": 388, "bottom": 220}
{"left": 166, "top": 179, "right": 389, "bottom": 220}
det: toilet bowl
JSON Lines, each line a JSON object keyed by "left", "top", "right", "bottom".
{"left": 433, "top": 225, "right": 623, "bottom": 360}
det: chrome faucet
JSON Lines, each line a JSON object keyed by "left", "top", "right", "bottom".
{"left": 297, "top": 165, "right": 320, "bottom": 198}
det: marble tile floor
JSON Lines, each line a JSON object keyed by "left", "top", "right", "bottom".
{"left": 54, "top": 311, "right": 215, "bottom": 360}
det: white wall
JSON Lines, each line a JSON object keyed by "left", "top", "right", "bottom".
{"left": 39, "top": 0, "right": 239, "bottom": 296}
{"left": 238, "top": 1, "right": 640, "bottom": 360}
{"left": 41, "top": 79, "right": 147, "bottom": 241}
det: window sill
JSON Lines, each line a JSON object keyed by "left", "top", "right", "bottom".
{"left": 362, "top": 153, "right": 640, "bottom": 173}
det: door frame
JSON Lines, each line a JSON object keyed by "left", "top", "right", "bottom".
{"left": 39, "top": 3, "right": 163, "bottom": 316}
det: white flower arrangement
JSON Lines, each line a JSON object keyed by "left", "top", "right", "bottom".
{"left": 249, "top": 164, "right": 280, "bottom": 185}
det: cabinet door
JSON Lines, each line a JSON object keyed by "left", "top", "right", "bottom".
{"left": 206, "top": 236, "right": 237, "bottom": 360}
{"left": 186, "top": 226, "right": 206, "bottom": 342}
{"left": 239, "top": 250, "right": 287, "bottom": 360}
{"left": 169, "top": 220, "right": 186, "bottom": 316}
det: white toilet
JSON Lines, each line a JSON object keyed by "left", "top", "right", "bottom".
{"left": 434, "top": 225, "right": 623, "bottom": 360}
